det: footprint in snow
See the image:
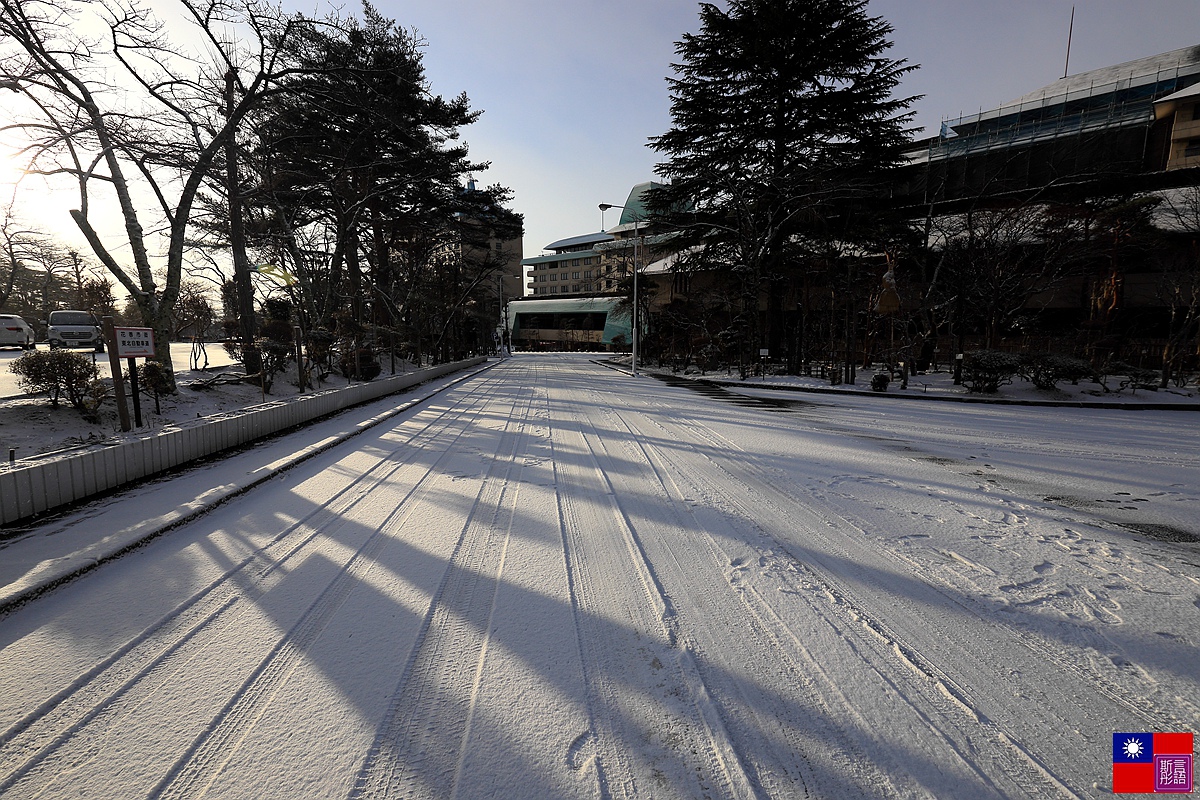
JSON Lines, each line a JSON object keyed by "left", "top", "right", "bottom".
{"left": 566, "top": 731, "right": 596, "bottom": 771}
{"left": 1033, "top": 561, "right": 1057, "bottom": 575}
{"left": 1000, "top": 577, "right": 1043, "bottom": 593}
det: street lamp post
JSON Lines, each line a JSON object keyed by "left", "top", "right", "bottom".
{"left": 599, "top": 203, "right": 641, "bottom": 376}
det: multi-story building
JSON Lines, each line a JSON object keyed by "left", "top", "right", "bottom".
{"left": 510, "top": 183, "right": 667, "bottom": 351}
{"left": 523, "top": 232, "right": 613, "bottom": 297}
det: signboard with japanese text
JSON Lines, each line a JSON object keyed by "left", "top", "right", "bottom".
{"left": 113, "top": 327, "right": 156, "bottom": 358}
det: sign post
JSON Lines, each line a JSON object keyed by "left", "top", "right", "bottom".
{"left": 102, "top": 318, "right": 132, "bottom": 432}
{"left": 112, "top": 326, "right": 156, "bottom": 429}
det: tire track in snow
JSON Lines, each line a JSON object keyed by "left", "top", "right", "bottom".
{"left": 547, "top": 366, "right": 757, "bottom": 800}
{"left": 646, "top": 407, "right": 1090, "bottom": 796}
{"left": 346, "top": 377, "right": 536, "bottom": 800}
{"left": 0, "top": 371, "right": 510, "bottom": 798}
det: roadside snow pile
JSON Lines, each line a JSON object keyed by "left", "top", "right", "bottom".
{"left": 658, "top": 363, "right": 1199, "bottom": 406}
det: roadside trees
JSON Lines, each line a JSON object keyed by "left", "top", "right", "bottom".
{"left": 246, "top": 7, "right": 520, "bottom": 365}
{"left": 930, "top": 203, "right": 1086, "bottom": 351}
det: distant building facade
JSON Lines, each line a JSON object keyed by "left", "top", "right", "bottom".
{"left": 513, "top": 183, "right": 669, "bottom": 351}
{"left": 523, "top": 232, "right": 613, "bottom": 297}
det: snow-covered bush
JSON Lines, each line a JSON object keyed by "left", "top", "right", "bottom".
{"left": 1019, "top": 353, "right": 1094, "bottom": 391}
{"left": 961, "top": 350, "right": 1020, "bottom": 394}
{"left": 138, "top": 360, "right": 173, "bottom": 397}
{"left": 340, "top": 347, "right": 381, "bottom": 381}
{"left": 10, "top": 349, "right": 100, "bottom": 409}
{"left": 871, "top": 372, "right": 890, "bottom": 391}
{"left": 1112, "top": 362, "right": 1159, "bottom": 394}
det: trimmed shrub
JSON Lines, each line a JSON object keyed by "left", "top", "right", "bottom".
{"left": 255, "top": 339, "right": 294, "bottom": 392}
{"left": 244, "top": 298, "right": 298, "bottom": 393}
{"left": 1110, "top": 361, "right": 1159, "bottom": 394}
{"left": 1019, "top": 353, "right": 1094, "bottom": 391}
{"left": 961, "top": 350, "right": 1021, "bottom": 394}
{"left": 135, "top": 360, "right": 175, "bottom": 414}
{"left": 340, "top": 347, "right": 381, "bottom": 381}
{"left": 306, "top": 328, "right": 337, "bottom": 383}
{"left": 10, "top": 349, "right": 100, "bottom": 409}
{"left": 870, "top": 373, "right": 890, "bottom": 392}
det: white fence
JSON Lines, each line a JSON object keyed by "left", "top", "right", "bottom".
{"left": 0, "top": 358, "right": 486, "bottom": 525}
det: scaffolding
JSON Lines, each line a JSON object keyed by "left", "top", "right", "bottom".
{"left": 924, "top": 52, "right": 1199, "bottom": 161}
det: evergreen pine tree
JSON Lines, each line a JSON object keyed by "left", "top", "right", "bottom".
{"left": 648, "top": 0, "right": 917, "bottom": 368}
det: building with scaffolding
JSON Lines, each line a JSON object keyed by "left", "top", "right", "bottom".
{"left": 896, "top": 45, "right": 1200, "bottom": 211}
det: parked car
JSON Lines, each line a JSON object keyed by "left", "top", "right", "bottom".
{"left": 0, "top": 315, "right": 35, "bottom": 350}
{"left": 45, "top": 310, "right": 104, "bottom": 352}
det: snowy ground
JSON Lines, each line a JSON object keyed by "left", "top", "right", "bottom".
{"left": 0, "top": 352, "right": 1196, "bottom": 799}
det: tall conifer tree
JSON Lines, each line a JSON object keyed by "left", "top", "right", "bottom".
{"left": 648, "top": 0, "right": 916, "bottom": 368}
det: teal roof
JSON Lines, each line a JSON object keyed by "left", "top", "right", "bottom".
{"left": 618, "top": 181, "right": 665, "bottom": 226}
{"left": 544, "top": 232, "right": 613, "bottom": 251}
{"left": 521, "top": 250, "right": 599, "bottom": 267}
{"left": 508, "top": 297, "right": 621, "bottom": 315}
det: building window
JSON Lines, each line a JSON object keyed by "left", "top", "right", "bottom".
{"left": 1186, "top": 138, "right": 1200, "bottom": 158}
{"left": 572, "top": 271, "right": 581, "bottom": 279}
{"left": 605, "top": 279, "right": 614, "bottom": 289}
{"left": 572, "top": 259, "right": 580, "bottom": 267}
{"left": 550, "top": 286, "right": 558, "bottom": 293}
{"left": 571, "top": 285, "right": 580, "bottom": 293}
{"left": 584, "top": 270, "right": 593, "bottom": 278}
{"left": 550, "top": 273, "right": 558, "bottom": 281}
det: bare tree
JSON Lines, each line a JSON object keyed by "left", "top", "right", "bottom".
{"left": 170, "top": 277, "right": 216, "bottom": 340}
{"left": 1155, "top": 187, "right": 1200, "bottom": 386}
{"left": 0, "top": 214, "right": 95, "bottom": 323}
{"left": 0, "top": 209, "right": 34, "bottom": 310}
{"left": 931, "top": 203, "right": 1083, "bottom": 350}
{"left": 0, "top": 0, "right": 310, "bottom": 387}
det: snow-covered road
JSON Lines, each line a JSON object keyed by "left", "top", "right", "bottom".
{"left": 0, "top": 353, "right": 1196, "bottom": 799}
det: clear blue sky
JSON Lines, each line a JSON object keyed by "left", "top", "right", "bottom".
{"left": 331, "top": 0, "right": 1200, "bottom": 261}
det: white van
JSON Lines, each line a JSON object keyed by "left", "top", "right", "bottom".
{"left": 46, "top": 310, "right": 105, "bottom": 352}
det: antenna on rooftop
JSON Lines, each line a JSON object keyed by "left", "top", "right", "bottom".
{"left": 1063, "top": 5, "right": 1075, "bottom": 79}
